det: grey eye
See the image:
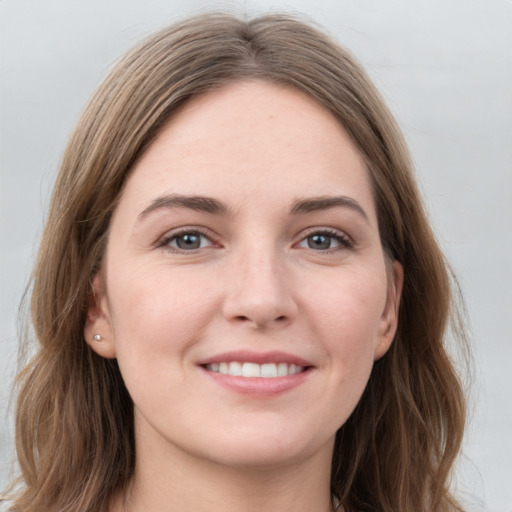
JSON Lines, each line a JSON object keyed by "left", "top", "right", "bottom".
{"left": 297, "top": 230, "right": 351, "bottom": 251}
{"left": 167, "top": 232, "right": 213, "bottom": 250}
{"left": 307, "top": 234, "right": 332, "bottom": 250}
{"left": 175, "top": 233, "right": 202, "bottom": 249}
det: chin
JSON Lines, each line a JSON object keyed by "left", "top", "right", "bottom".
{"left": 192, "top": 424, "right": 335, "bottom": 471}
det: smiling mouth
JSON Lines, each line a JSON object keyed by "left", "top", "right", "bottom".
{"left": 204, "top": 362, "right": 307, "bottom": 378}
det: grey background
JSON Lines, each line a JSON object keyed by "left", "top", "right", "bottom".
{"left": 1, "top": 0, "right": 511, "bottom": 510}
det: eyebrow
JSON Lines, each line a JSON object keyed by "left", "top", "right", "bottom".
{"left": 138, "top": 194, "right": 229, "bottom": 220}
{"left": 290, "top": 195, "right": 369, "bottom": 223}
{"left": 137, "top": 193, "right": 369, "bottom": 223}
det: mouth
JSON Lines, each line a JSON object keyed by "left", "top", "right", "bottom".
{"left": 198, "top": 351, "right": 313, "bottom": 396}
{"left": 203, "top": 361, "right": 306, "bottom": 378}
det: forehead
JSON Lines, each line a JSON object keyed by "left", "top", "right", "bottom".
{"left": 117, "top": 80, "right": 376, "bottom": 221}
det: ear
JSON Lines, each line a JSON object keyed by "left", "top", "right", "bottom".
{"left": 374, "top": 261, "right": 403, "bottom": 360}
{"left": 84, "top": 273, "right": 117, "bottom": 359}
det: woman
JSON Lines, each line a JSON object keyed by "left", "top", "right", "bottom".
{"left": 5, "top": 12, "right": 468, "bottom": 512}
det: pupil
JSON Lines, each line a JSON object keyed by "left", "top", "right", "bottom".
{"left": 177, "top": 234, "right": 200, "bottom": 249}
{"left": 308, "top": 234, "right": 331, "bottom": 250}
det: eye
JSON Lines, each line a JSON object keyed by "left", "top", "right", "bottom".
{"left": 161, "top": 230, "right": 215, "bottom": 251}
{"left": 297, "top": 229, "right": 352, "bottom": 251}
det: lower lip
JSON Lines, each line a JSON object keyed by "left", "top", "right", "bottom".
{"left": 200, "top": 366, "right": 312, "bottom": 397}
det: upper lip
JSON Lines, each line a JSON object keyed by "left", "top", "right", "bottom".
{"left": 196, "top": 350, "right": 313, "bottom": 367}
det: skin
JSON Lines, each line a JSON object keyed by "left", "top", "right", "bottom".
{"left": 85, "top": 80, "right": 402, "bottom": 512}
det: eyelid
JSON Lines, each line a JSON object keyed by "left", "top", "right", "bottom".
{"left": 154, "top": 225, "right": 353, "bottom": 253}
{"left": 156, "top": 226, "right": 221, "bottom": 252}
{"left": 295, "top": 227, "right": 354, "bottom": 250}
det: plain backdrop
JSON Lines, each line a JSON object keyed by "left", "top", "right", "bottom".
{"left": 1, "top": 1, "right": 511, "bottom": 510}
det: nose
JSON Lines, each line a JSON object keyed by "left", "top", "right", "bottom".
{"left": 222, "top": 246, "right": 298, "bottom": 329}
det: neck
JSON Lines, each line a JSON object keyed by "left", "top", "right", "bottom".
{"left": 112, "top": 425, "right": 336, "bottom": 512}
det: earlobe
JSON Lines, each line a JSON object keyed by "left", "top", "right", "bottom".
{"left": 84, "top": 274, "right": 117, "bottom": 359}
{"left": 374, "top": 261, "right": 403, "bottom": 360}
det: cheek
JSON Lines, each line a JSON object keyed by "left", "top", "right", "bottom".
{"left": 107, "top": 264, "right": 217, "bottom": 366}
{"left": 304, "top": 269, "right": 387, "bottom": 374}
{"left": 309, "top": 268, "right": 386, "bottom": 335}
{"left": 105, "top": 266, "right": 221, "bottom": 415}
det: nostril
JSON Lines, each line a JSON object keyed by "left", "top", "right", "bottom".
{"left": 233, "top": 314, "right": 288, "bottom": 325}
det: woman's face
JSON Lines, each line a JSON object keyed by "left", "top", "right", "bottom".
{"left": 86, "top": 81, "right": 402, "bottom": 471}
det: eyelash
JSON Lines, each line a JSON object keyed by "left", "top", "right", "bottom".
{"left": 156, "top": 227, "right": 353, "bottom": 254}
{"left": 296, "top": 228, "right": 353, "bottom": 252}
{"left": 157, "top": 227, "right": 218, "bottom": 253}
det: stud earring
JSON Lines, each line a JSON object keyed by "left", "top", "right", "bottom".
{"left": 93, "top": 334, "right": 102, "bottom": 341}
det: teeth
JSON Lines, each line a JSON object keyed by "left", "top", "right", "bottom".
{"left": 229, "top": 361, "right": 242, "bottom": 376}
{"left": 261, "top": 363, "right": 277, "bottom": 378}
{"left": 205, "top": 362, "right": 305, "bottom": 378}
{"left": 242, "top": 362, "right": 260, "bottom": 377}
{"left": 277, "top": 362, "right": 288, "bottom": 377}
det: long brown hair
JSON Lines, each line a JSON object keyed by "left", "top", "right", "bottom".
{"left": 6, "top": 12, "right": 468, "bottom": 512}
